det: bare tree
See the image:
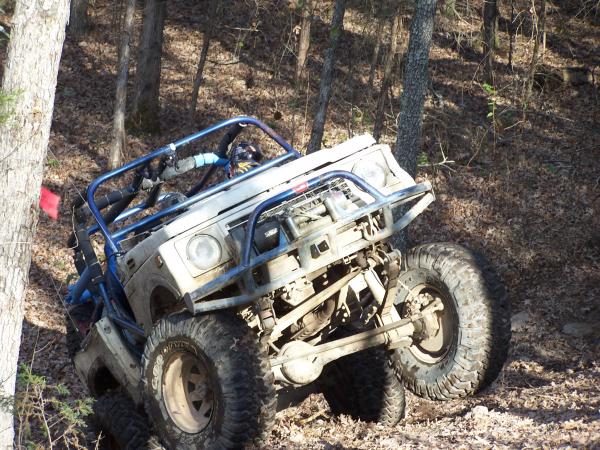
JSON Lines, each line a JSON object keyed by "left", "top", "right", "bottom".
{"left": 189, "top": 0, "right": 217, "bottom": 124}
{"left": 131, "top": 0, "right": 167, "bottom": 133}
{"left": 508, "top": 0, "right": 515, "bottom": 70}
{"left": 367, "top": 17, "right": 385, "bottom": 88}
{"left": 0, "top": 0, "right": 70, "bottom": 446}
{"left": 69, "top": 0, "right": 89, "bottom": 40}
{"left": 483, "top": 0, "right": 498, "bottom": 84}
{"left": 109, "top": 0, "right": 136, "bottom": 169}
{"left": 373, "top": 6, "right": 402, "bottom": 142}
{"left": 394, "top": 0, "right": 438, "bottom": 178}
{"left": 524, "top": 0, "right": 546, "bottom": 112}
{"left": 307, "top": 0, "right": 346, "bottom": 154}
{"left": 296, "top": 0, "right": 314, "bottom": 85}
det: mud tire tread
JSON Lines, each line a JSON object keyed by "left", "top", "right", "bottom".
{"left": 94, "top": 391, "right": 162, "bottom": 449}
{"left": 322, "top": 346, "right": 405, "bottom": 426}
{"left": 142, "top": 311, "right": 276, "bottom": 449}
{"left": 391, "top": 242, "right": 511, "bottom": 401}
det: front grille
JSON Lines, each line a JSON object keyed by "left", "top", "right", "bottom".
{"left": 227, "top": 179, "right": 351, "bottom": 256}
{"left": 228, "top": 178, "right": 350, "bottom": 230}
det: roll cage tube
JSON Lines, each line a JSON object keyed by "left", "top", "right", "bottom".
{"left": 86, "top": 116, "right": 300, "bottom": 253}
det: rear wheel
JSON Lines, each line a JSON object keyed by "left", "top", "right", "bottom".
{"left": 390, "top": 243, "right": 511, "bottom": 400}
{"left": 142, "top": 311, "right": 276, "bottom": 449}
{"left": 321, "top": 346, "right": 405, "bottom": 426}
{"left": 94, "top": 391, "right": 163, "bottom": 450}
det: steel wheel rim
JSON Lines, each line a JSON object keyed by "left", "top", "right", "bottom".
{"left": 162, "top": 350, "right": 214, "bottom": 433}
{"left": 404, "top": 284, "right": 455, "bottom": 364}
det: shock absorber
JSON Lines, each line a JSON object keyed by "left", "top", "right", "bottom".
{"left": 256, "top": 296, "right": 275, "bottom": 331}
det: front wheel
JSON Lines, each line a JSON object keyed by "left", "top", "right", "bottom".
{"left": 390, "top": 243, "right": 511, "bottom": 400}
{"left": 141, "top": 311, "right": 276, "bottom": 449}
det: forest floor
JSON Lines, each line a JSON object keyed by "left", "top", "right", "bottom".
{"left": 4, "top": 0, "right": 600, "bottom": 448}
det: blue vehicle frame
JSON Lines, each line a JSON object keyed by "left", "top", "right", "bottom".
{"left": 68, "top": 116, "right": 301, "bottom": 340}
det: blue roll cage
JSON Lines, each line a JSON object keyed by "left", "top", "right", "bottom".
{"left": 70, "top": 116, "right": 301, "bottom": 338}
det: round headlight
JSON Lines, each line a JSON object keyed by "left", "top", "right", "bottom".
{"left": 352, "top": 161, "right": 387, "bottom": 188}
{"left": 186, "top": 235, "right": 222, "bottom": 271}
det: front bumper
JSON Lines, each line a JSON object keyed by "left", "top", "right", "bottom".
{"left": 184, "top": 170, "right": 434, "bottom": 314}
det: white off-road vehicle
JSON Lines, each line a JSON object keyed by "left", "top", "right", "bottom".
{"left": 65, "top": 117, "right": 510, "bottom": 449}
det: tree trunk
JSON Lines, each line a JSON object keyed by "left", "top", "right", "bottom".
{"left": 523, "top": 0, "right": 545, "bottom": 112}
{"left": 0, "top": 0, "right": 69, "bottom": 446}
{"left": 393, "top": 0, "right": 437, "bottom": 252}
{"left": 189, "top": 0, "right": 217, "bottom": 124}
{"left": 394, "top": 0, "right": 437, "bottom": 179}
{"left": 109, "top": 0, "right": 136, "bottom": 170}
{"left": 508, "top": 0, "right": 515, "bottom": 70}
{"left": 483, "top": 0, "right": 498, "bottom": 84}
{"left": 367, "top": 18, "right": 385, "bottom": 89}
{"left": 131, "top": 0, "right": 166, "bottom": 133}
{"left": 295, "top": 0, "right": 313, "bottom": 85}
{"left": 68, "top": 0, "right": 89, "bottom": 40}
{"left": 306, "top": 0, "right": 346, "bottom": 154}
{"left": 373, "top": 9, "right": 402, "bottom": 142}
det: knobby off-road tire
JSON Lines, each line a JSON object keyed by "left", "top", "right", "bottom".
{"left": 391, "top": 243, "right": 511, "bottom": 400}
{"left": 142, "top": 311, "right": 276, "bottom": 449}
{"left": 322, "top": 346, "right": 405, "bottom": 426}
{"left": 94, "top": 391, "right": 164, "bottom": 450}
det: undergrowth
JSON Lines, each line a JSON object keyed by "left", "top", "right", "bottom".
{"left": 12, "top": 363, "right": 93, "bottom": 449}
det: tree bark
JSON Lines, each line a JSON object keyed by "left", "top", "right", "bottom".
{"left": 394, "top": 0, "right": 437, "bottom": 179}
{"left": 367, "top": 17, "right": 385, "bottom": 89}
{"left": 189, "top": 0, "right": 217, "bottom": 124}
{"left": 483, "top": 0, "right": 498, "bottom": 84}
{"left": 393, "top": 0, "right": 437, "bottom": 252}
{"left": 0, "top": 0, "right": 69, "bottom": 446}
{"left": 109, "top": 0, "right": 136, "bottom": 170}
{"left": 68, "top": 0, "right": 89, "bottom": 40}
{"left": 306, "top": 0, "right": 346, "bottom": 154}
{"left": 508, "top": 0, "right": 515, "bottom": 70}
{"left": 131, "top": 0, "right": 166, "bottom": 133}
{"left": 295, "top": 0, "right": 313, "bottom": 85}
{"left": 373, "top": 9, "right": 402, "bottom": 142}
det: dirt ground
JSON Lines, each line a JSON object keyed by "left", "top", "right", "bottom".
{"left": 9, "top": 0, "right": 600, "bottom": 448}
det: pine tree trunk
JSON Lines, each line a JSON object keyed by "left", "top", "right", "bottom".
{"left": 68, "top": 0, "right": 89, "bottom": 40}
{"left": 373, "top": 9, "right": 402, "bottom": 142}
{"left": 295, "top": 0, "right": 313, "bottom": 85}
{"left": 483, "top": 0, "right": 498, "bottom": 84}
{"left": 109, "top": 0, "right": 136, "bottom": 170}
{"left": 0, "top": 0, "right": 69, "bottom": 446}
{"left": 306, "top": 0, "right": 346, "bottom": 154}
{"left": 131, "top": 0, "right": 166, "bottom": 133}
{"left": 189, "top": 0, "right": 217, "bottom": 124}
{"left": 394, "top": 0, "right": 437, "bottom": 178}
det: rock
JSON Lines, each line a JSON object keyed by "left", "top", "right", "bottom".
{"left": 511, "top": 311, "right": 530, "bottom": 332}
{"left": 289, "top": 432, "right": 305, "bottom": 443}
{"left": 466, "top": 405, "right": 490, "bottom": 424}
{"left": 562, "top": 322, "right": 595, "bottom": 338}
{"left": 379, "top": 437, "right": 401, "bottom": 448}
{"left": 472, "top": 405, "right": 489, "bottom": 418}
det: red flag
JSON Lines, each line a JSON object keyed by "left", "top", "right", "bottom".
{"left": 40, "top": 186, "right": 60, "bottom": 220}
